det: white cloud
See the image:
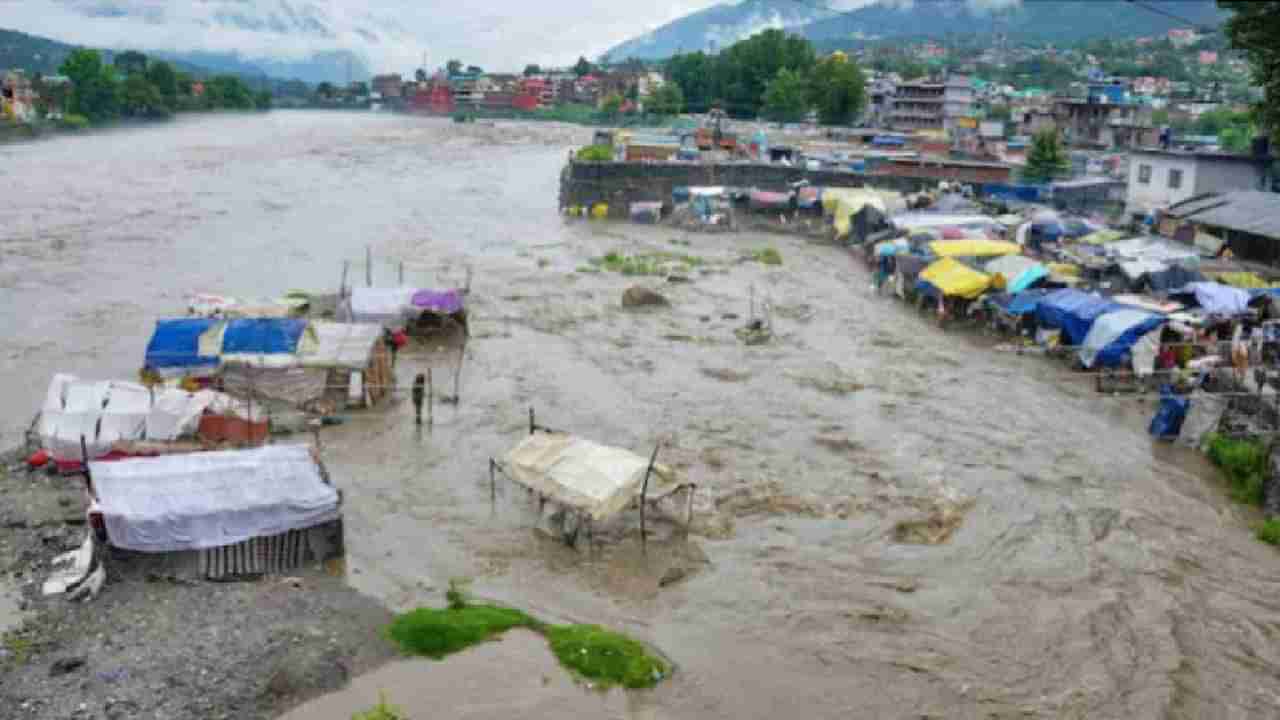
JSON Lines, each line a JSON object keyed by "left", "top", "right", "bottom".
{"left": 0, "top": 0, "right": 730, "bottom": 73}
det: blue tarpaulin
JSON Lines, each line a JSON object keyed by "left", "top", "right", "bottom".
{"left": 1149, "top": 385, "right": 1189, "bottom": 439}
{"left": 1034, "top": 289, "right": 1128, "bottom": 346}
{"left": 1079, "top": 309, "right": 1167, "bottom": 368}
{"left": 145, "top": 319, "right": 219, "bottom": 370}
{"left": 221, "top": 319, "right": 308, "bottom": 355}
{"left": 988, "top": 289, "right": 1051, "bottom": 316}
{"left": 871, "top": 136, "right": 905, "bottom": 146}
{"left": 979, "top": 183, "right": 1047, "bottom": 203}
{"left": 1185, "top": 282, "right": 1251, "bottom": 316}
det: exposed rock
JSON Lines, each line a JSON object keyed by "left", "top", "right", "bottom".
{"left": 621, "top": 286, "right": 669, "bottom": 308}
{"left": 659, "top": 566, "right": 688, "bottom": 587}
{"left": 49, "top": 656, "right": 87, "bottom": 677}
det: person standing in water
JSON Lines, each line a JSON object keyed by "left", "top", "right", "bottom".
{"left": 412, "top": 373, "right": 426, "bottom": 425}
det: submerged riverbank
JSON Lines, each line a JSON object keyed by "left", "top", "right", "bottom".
{"left": 2, "top": 113, "right": 1280, "bottom": 719}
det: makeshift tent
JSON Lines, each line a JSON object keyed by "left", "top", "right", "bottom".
{"left": 630, "top": 201, "right": 662, "bottom": 224}
{"left": 1079, "top": 229, "right": 1126, "bottom": 245}
{"left": 1034, "top": 289, "right": 1129, "bottom": 346}
{"left": 1078, "top": 309, "right": 1167, "bottom": 368}
{"left": 1186, "top": 282, "right": 1251, "bottom": 316}
{"left": 984, "top": 255, "right": 1048, "bottom": 293}
{"left": 38, "top": 374, "right": 223, "bottom": 466}
{"left": 217, "top": 319, "right": 313, "bottom": 368}
{"left": 918, "top": 258, "right": 992, "bottom": 300}
{"left": 987, "top": 289, "right": 1051, "bottom": 316}
{"left": 145, "top": 319, "right": 220, "bottom": 376}
{"left": 342, "top": 288, "right": 416, "bottom": 326}
{"left": 891, "top": 213, "right": 995, "bottom": 232}
{"left": 749, "top": 189, "right": 792, "bottom": 211}
{"left": 89, "top": 445, "right": 340, "bottom": 553}
{"left": 929, "top": 240, "right": 1021, "bottom": 258}
{"left": 1144, "top": 266, "right": 1205, "bottom": 293}
{"left": 301, "top": 321, "right": 394, "bottom": 409}
{"left": 502, "top": 432, "right": 685, "bottom": 522}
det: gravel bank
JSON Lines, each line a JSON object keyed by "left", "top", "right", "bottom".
{"left": 0, "top": 455, "right": 399, "bottom": 720}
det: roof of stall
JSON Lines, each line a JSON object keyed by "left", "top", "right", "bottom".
{"left": 929, "top": 240, "right": 1021, "bottom": 258}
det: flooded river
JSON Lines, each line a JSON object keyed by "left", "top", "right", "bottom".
{"left": 4, "top": 112, "right": 1280, "bottom": 718}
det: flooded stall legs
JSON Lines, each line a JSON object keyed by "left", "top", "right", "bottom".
{"left": 2, "top": 113, "right": 1280, "bottom": 718}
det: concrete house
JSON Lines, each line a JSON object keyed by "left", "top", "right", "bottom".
{"left": 1124, "top": 148, "right": 1272, "bottom": 218}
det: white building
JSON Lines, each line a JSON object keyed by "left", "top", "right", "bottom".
{"left": 1125, "top": 148, "right": 1272, "bottom": 219}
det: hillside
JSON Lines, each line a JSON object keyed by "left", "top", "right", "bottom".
{"left": 607, "top": 0, "right": 834, "bottom": 61}
{"left": 607, "top": 0, "right": 1228, "bottom": 60}
{"left": 0, "top": 27, "right": 239, "bottom": 80}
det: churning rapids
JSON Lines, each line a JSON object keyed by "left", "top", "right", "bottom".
{"left": 3, "top": 112, "right": 1280, "bottom": 719}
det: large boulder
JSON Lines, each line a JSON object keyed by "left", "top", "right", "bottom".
{"left": 622, "top": 286, "right": 670, "bottom": 308}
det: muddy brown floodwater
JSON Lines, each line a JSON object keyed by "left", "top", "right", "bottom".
{"left": 4, "top": 112, "right": 1280, "bottom": 719}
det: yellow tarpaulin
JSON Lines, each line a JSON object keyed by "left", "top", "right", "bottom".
{"left": 929, "top": 240, "right": 1021, "bottom": 258}
{"left": 821, "top": 188, "right": 904, "bottom": 240}
{"left": 1048, "top": 262, "right": 1081, "bottom": 277}
{"left": 920, "top": 258, "right": 991, "bottom": 299}
{"left": 1079, "top": 229, "right": 1126, "bottom": 245}
{"left": 1210, "top": 272, "right": 1275, "bottom": 289}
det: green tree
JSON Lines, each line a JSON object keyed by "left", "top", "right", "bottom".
{"left": 59, "top": 49, "right": 119, "bottom": 123}
{"left": 645, "top": 82, "right": 684, "bottom": 116}
{"left": 316, "top": 82, "right": 336, "bottom": 100}
{"left": 600, "top": 93, "right": 624, "bottom": 118}
{"left": 987, "top": 104, "right": 1013, "bottom": 123}
{"left": 117, "top": 73, "right": 168, "bottom": 119}
{"left": 350, "top": 81, "right": 369, "bottom": 97}
{"left": 762, "top": 68, "right": 810, "bottom": 124}
{"left": 1220, "top": 1, "right": 1280, "bottom": 145}
{"left": 174, "top": 71, "right": 194, "bottom": 96}
{"left": 113, "top": 50, "right": 148, "bottom": 76}
{"left": 145, "top": 61, "right": 178, "bottom": 110}
{"left": 207, "top": 76, "right": 255, "bottom": 110}
{"left": 254, "top": 90, "right": 273, "bottom": 110}
{"left": 808, "top": 54, "right": 866, "bottom": 126}
{"left": 415, "top": 68, "right": 428, "bottom": 83}
{"left": 466, "top": 65, "right": 484, "bottom": 75}
{"left": 523, "top": 64, "right": 542, "bottom": 77}
{"left": 1152, "top": 108, "right": 1170, "bottom": 126}
{"left": 717, "top": 29, "right": 816, "bottom": 119}
{"left": 574, "top": 56, "right": 594, "bottom": 77}
{"left": 446, "top": 59, "right": 463, "bottom": 76}
{"left": 1023, "top": 130, "right": 1069, "bottom": 183}
{"left": 667, "top": 52, "right": 716, "bottom": 113}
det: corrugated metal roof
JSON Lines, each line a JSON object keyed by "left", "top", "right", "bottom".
{"left": 1177, "top": 191, "right": 1280, "bottom": 240}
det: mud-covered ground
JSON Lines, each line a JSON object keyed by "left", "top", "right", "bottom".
{"left": 3, "top": 113, "right": 1280, "bottom": 719}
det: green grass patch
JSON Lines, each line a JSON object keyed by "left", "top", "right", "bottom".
{"left": 1, "top": 631, "right": 33, "bottom": 666}
{"left": 1206, "top": 433, "right": 1269, "bottom": 507}
{"left": 752, "top": 247, "right": 783, "bottom": 266}
{"left": 386, "top": 584, "right": 668, "bottom": 690}
{"left": 576, "top": 144, "right": 614, "bottom": 162}
{"left": 352, "top": 694, "right": 407, "bottom": 720}
{"left": 545, "top": 624, "right": 668, "bottom": 689}
{"left": 1258, "top": 518, "right": 1280, "bottom": 546}
{"left": 591, "top": 250, "right": 704, "bottom": 277}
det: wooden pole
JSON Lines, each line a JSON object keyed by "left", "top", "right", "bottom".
{"left": 529, "top": 407, "right": 535, "bottom": 435}
{"left": 489, "top": 459, "right": 496, "bottom": 504}
{"left": 685, "top": 484, "right": 696, "bottom": 535}
{"left": 639, "top": 442, "right": 660, "bottom": 555}
{"left": 452, "top": 342, "right": 465, "bottom": 404}
{"left": 399, "top": 261, "right": 404, "bottom": 286}
{"left": 340, "top": 261, "right": 350, "bottom": 298}
{"left": 366, "top": 245, "right": 373, "bottom": 287}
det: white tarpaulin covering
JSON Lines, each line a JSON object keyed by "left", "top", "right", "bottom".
{"left": 303, "top": 321, "right": 381, "bottom": 369}
{"left": 90, "top": 445, "right": 340, "bottom": 553}
{"left": 504, "top": 433, "right": 681, "bottom": 521}
{"left": 343, "top": 288, "right": 416, "bottom": 326}
{"left": 38, "top": 375, "right": 218, "bottom": 461}
{"left": 1078, "top": 309, "right": 1163, "bottom": 369}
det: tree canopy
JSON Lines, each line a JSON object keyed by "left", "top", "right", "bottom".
{"left": 761, "top": 68, "right": 810, "bottom": 124}
{"left": 1023, "top": 130, "right": 1069, "bottom": 183}
{"left": 113, "top": 50, "right": 148, "bottom": 76}
{"left": 1220, "top": 0, "right": 1279, "bottom": 145}
{"left": 60, "top": 49, "right": 119, "bottom": 123}
{"left": 808, "top": 54, "right": 865, "bottom": 126}
{"left": 645, "top": 82, "right": 684, "bottom": 116}
{"left": 573, "top": 56, "right": 593, "bottom": 77}
{"left": 523, "top": 64, "right": 542, "bottom": 77}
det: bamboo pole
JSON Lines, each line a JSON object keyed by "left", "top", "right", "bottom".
{"left": 639, "top": 443, "right": 660, "bottom": 555}
{"left": 399, "top": 261, "right": 404, "bottom": 285}
{"left": 366, "top": 245, "right": 372, "bottom": 287}
{"left": 340, "top": 261, "right": 349, "bottom": 298}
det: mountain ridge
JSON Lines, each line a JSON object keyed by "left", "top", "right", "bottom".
{"left": 606, "top": 0, "right": 1228, "bottom": 61}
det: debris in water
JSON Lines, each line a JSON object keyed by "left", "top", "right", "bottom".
{"left": 622, "top": 286, "right": 670, "bottom": 308}
{"left": 701, "top": 367, "right": 751, "bottom": 383}
{"left": 892, "top": 497, "right": 976, "bottom": 545}
{"left": 786, "top": 366, "right": 865, "bottom": 395}
{"left": 734, "top": 319, "right": 771, "bottom": 345}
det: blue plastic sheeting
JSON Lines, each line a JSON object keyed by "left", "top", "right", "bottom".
{"left": 1079, "top": 309, "right": 1166, "bottom": 369}
{"left": 978, "top": 183, "right": 1046, "bottom": 203}
{"left": 1186, "top": 282, "right": 1251, "bottom": 316}
{"left": 672, "top": 186, "right": 691, "bottom": 203}
{"left": 1009, "top": 265, "right": 1049, "bottom": 293}
{"left": 1033, "top": 289, "right": 1128, "bottom": 346}
{"left": 872, "top": 136, "right": 905, "bottom": 146}
{"left": 221, "top": 319, "right": 308, "bottom": 355}
{"left": 146, "top": 319, "right": 219, "bottom": 370}
{"left": 988, "top": 289, "right": 1051, "bottom": 316}
{"left": 1149, "top": 386, "right": 1189, "bottom": 439}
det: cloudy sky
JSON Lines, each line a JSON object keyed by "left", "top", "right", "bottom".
{"left": 0, "top": 0, "right": 751, "bottom": 73}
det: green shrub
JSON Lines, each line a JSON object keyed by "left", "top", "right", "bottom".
{"left": 352, "top": 694, "right": 407, "bottom": 720}
{"left": 386, "top": 605, "right": 538, "bottom": 659}
{"left": 60, "top": 114, "right": 90, "bottom": 131}
{"left": 545, "top": 624, "right": 668, "bottom": 689}
{"left": 576, "top": 144, "right": 614, "bottom": 162}
{"left": 1258, "top": 519, "right": 1280, "bottom": 546}
{"left": 752, "top": 248, "right": 783, "bottom": 266}
{"left": 1206, "top": 433, "right": 1269, "bottom": 507}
